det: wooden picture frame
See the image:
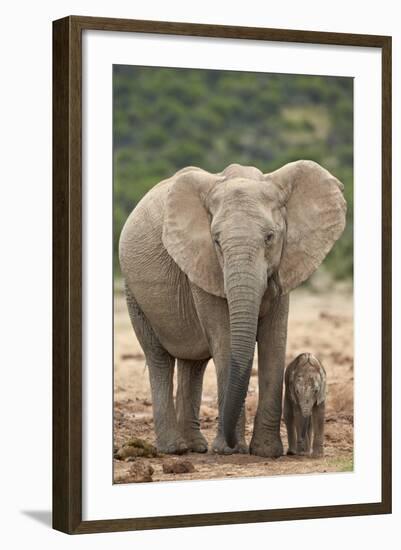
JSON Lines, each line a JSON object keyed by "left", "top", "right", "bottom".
{"left": 53, "top": 15, "right": 392, "bottom": 534}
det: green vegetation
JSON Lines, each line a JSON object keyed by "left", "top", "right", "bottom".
{"left": 326, "top": 455, "right": 354, "bottom": 472}
{"left": 113, "top": 66, "right": 353, "bottom": 279}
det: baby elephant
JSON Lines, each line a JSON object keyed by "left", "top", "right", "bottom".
{"left": 284, "top": 353, "right": 327, "bottom": 457}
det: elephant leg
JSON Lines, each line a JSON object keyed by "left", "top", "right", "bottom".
{"left": 211, "top": 354, "right": 248, "bottom": 455}
{"left": 125, "top": 285, "right": 187, "bottom": 454}
{"left": 250, "top": 294, "right": 289, "bottom": 457}
{"left": 284, "top": 394, "right": 297, "bottom": 455}
{"left": 176, "top": 359, "right": 209, "bottom": 453}
{"left": 311, "top": 402, "right": 325, "bottom": 457}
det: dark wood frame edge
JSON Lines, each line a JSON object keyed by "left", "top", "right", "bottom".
{"left": 52, "top": 15, "right": 392, "bottom": 535}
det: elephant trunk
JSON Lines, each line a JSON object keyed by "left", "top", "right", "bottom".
{"left": 223, "top": 267, "right": 264, "bottom": 448}
{"left": 301, "top": 415, "right": 311, "bottom": 440}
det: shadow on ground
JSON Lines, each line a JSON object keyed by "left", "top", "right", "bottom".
{"left": 21, "top": 510, "right": 52, "bottom": 528}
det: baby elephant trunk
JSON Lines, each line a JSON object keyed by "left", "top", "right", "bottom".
{"left": 301, "top": 415, "right": 311, "bottom": 440}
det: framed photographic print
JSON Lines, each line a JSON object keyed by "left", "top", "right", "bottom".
{"left": 53, "top": 16, "right": 392, "bottom": 534}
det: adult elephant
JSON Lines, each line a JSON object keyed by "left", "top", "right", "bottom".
{"left": 119, "top": 161, "right": 346, "bottom": 457}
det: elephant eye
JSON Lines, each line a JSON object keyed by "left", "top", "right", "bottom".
{"left": 265, "top": 231, "right": 275, "bottom": 244}
{"left": 214, "top": 238, "right": 221, "bottom": 248}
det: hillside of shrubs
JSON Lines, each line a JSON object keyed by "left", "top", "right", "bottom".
{"left": 113, "top": 65, "right": 353, "bottom": 280}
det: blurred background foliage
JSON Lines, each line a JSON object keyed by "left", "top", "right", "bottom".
{"left": 113, "top": 66, "right": 353, "bottom": 280}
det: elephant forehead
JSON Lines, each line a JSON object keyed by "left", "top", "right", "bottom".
{"left": 215, "top": 206, "right": 280, "bottom": 235}
{"left": 296, "top": 365, "right": 320, "bottom": 381}
{"left": 225, "top": 177, "right": 263, "bottom": 192}
{"left": 224, "top": 178, "right": 283, "bottom": 207}
{"left": 208, "top": 180, "right": 285, "bottom": 230}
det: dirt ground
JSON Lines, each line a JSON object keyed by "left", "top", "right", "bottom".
{"left": 113, "top": 284, "right": 353, "bottom": 484}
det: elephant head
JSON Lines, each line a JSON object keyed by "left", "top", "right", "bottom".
{"left": 162, "top": 161, "right": 345, "bottom": 448}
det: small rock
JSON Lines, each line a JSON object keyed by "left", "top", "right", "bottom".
{"left": 126, "top": 462, "right": 154, "bottom": 483}
{"left": 162, "top": 460, "right": 196, "bottom": 474}
{"left": 114, "top": 437, "right": 158, "bottom": 460}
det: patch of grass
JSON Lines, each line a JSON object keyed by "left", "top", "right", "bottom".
{"left": 327, "top": 455, "right": 353, "bottom": 472}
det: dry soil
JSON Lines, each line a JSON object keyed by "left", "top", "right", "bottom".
{"left": 113, "top": 285, "right": 353, "bottom": 483}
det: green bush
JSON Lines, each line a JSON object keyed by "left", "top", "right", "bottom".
{"left": 113, "top": 67, "right": 353, "bottom": 280}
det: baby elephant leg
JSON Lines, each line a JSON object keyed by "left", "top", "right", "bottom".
{"left": 176, "top": 359, "right": 209, "bottom": 453}
{"left": 312, "top": 402, "right": 325, "bottom": 457}
{"left": 125, "top": 285, "right": 187, "bottom": 454}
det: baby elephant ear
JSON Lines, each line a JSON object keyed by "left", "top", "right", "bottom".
{"left": 285, "top": 358, "right": 298, "bottom": 403}
{"left": 317, "top": 365, "right": 327, "bottom": 405}
{"left": 162, "top": 169, "right": 225, "bottom": 297}
{"left": 269, "top": 160, "right": 347, "bottom": 295}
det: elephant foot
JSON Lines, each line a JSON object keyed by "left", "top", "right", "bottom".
{"left": 250, "top": 435, "right": 283, "bottom": 458}
{"left": 211, "top": 434, "right": 248, "bottom": 455}
{"left": 296, "top": 443, "right": 311, "bottom": 456}
{"left": 157, "top": 436, "right": 188, "bottom": 455}
{"left": 184, "top": 432, "right": 208, "bottom": 454}
{"left": 311, "top": 447, "right": 324, "bottom": 458}
{"left": 237, "top": 441, "right": 249, "bottom": 454}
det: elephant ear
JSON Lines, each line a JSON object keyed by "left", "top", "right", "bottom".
{"left": 285, "top": 358, "right": 298, "bottom": 404}
{"left": 268, "top": 160, "right": 347, "bottom": 295}
{"left": 317, "top": 364, "right": 327, "bottom": 405}
{"left": 162, "top": 169, "right": 225, "bottom": 297}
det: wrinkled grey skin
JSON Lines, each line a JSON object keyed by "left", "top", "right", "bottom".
{"left": 284, "top": 353, "right": 327, "bottom": 457}
{"left": 119, "top": 161, "right": 345, "bottom": 457}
